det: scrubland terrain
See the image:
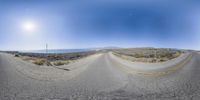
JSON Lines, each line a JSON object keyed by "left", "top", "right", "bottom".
{"left": 12, "top": 51, "right": 97, "bottom": 66}
{"left": 112, "top": 48, "right": 183, "bottom": 63}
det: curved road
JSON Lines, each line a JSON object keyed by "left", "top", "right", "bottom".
{"left": 0, "top": 52, "right": 200, "bottom": 100}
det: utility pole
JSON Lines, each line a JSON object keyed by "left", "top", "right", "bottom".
{"left": 46, "top": 43, "right": 48, "bottom": 54}
{"left": 154, "top": 49, "right": 157, "bottom": 60}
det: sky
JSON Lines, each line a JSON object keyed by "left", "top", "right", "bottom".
{"left": 0, "top": 0, "right": 200, "bottom": 50}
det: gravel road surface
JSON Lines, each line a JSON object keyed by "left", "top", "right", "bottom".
{"left": 0, "top": 52, "right": 200, "bottom": 100}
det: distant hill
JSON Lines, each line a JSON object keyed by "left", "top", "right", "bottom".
{"left": 91, "top": 46, "right": 121, "bottom": 50}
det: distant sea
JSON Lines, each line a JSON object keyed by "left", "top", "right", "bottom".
{"left": 20, "top": 49, "right": 94, "bottom": 54}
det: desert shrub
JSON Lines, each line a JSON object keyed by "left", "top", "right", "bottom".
{"left": 134, "top": 53, "right": 143, "bottom": 58}
{"left": 173, "top": 51, "right": 181, "bottom": 58}
{"left": 14, "top": 54, "right": 19, "bottom": 57}
{"left": 53, "top": 61, "right": 66, "bottom": 66}
{"left": 33, "top": 59, "right": 46, "bottom": 65}
{"left": 153, "top": 59, "right": 157, "bottom": 62}
{"left": 149, "top": 54, "right": 155, "bottom": 58}
{"left": 159, "top": 59, "right": 166, "bottom": 62}
{"left": 46, "top": 61, "right": 52, "bottom": 66}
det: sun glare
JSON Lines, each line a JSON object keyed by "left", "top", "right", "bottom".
{"left": 22, "top": 21, "right": 36, "bottom": 33}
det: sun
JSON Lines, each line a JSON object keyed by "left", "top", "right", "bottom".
{"left": 22, "top": 21, "right": 36, "bottom": 32}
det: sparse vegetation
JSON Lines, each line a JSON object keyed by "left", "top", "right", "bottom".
{"left": 53, "top": 61, "right": 68, "bottom": 66}
{"left": 14, "top": 54, "right": 19, "bottom": 57}
{"left": 13, "top": 51, "right": 96, "bottom": 66}
{"left": 113, "top": 48, "right": 183, "bottom": 63}
{"left": 33, "top": 59, "right": 47, "bottom": 65}
{"left": 33, "top": 59, "right": 52, "bottom": 66}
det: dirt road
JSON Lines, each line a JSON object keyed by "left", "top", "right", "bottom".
{"left": 0, "top": 52, "right": 200, "bottom": 100}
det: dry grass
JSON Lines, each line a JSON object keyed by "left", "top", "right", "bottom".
{"left": 53, "top": 61, "right": 68, "bottom": 66}
{"left": 13, "top": 51, "right": 96, "bottom": 66}
{"left": 113, "top": 48, "right": 183, "bottom": 63}
{"left": 33, "top": 59, "right": 46, "bottom": 65}
{"left": 33, "top": 59, "right": 52, "bottom": 66}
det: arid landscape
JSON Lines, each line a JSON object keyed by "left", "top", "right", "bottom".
{"left": 1, "top": 48, "right": 200, "bottom": 100}
{"left": 13, "top": 51, "right": 97, "bottom": 66}
{"left": 112, "top": 48, "right": 183, "bottom": 63}
{"left": 1, "top": 0, "right": 200, "bottom": 99}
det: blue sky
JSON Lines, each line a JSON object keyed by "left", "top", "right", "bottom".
{"left": 0, "top": 0, "right": 200, "bottom": 50}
